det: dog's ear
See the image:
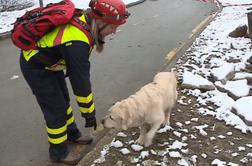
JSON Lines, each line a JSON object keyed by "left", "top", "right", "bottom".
{"left": 121, "top": 110, "right": 131, "bottom": 130}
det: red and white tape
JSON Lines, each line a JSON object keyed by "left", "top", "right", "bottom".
{"left": 196, "top": 0, "right": 252, "bottom": 7}
{"left": 220, "top": 3, "right": 252, "bottom": 7}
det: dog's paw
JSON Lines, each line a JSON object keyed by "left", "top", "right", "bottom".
{"left": 144, "top": 140, "right": 152, "bottom": 147}
{"left": 166, "top": 120, "right": 170, "bottom": 126}
{"left": 161, "top": 121, "right": 170, "bottom": 128}
{"left": 136, "top": 137, "right": 144, "bottom": 145}
{"left": 160, "top": 123, "right": 165, "bottom": 129}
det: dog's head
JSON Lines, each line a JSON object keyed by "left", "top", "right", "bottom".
{"left": 101, "top": 101, "right": 132, "bottom": 130}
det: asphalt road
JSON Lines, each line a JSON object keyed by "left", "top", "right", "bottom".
{"left": 0, "top": 0, "right": 217, "bottom": 165}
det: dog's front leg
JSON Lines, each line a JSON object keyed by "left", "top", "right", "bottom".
{"left": 144, "top": 122, "right": 162, "bottom": 147}
{"left": 162, "top": 108, "right": 172, "bottom": 127}
{"left": 136, "top": 124, "right": 148, "bottom": 145}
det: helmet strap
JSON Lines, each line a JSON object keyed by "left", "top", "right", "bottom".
{"left": 95, "top": 23, "right": 108, "bottom": 45}
{"left": 98, "top": 23, "right": 109, "bottom": 33}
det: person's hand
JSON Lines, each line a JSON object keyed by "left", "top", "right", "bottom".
{"left": 85, "top": 116, "right": 97, "bottom": 130}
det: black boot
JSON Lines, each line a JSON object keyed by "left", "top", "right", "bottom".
{"left": 67, "top": 124, "right": 93, "bottom": 145}
{"left": 51, "top": 151, "right": 83, "bottom": 165}
{"left": 67, "top": 134, "right": 93, "bottom": 145}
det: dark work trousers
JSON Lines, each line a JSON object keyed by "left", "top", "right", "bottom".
{"left": 20, "top": 54, "right": 82, "bottom": 160}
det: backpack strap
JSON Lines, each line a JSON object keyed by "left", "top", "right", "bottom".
{"left": 70, "top": 10, "right": 94, "bottom": 47}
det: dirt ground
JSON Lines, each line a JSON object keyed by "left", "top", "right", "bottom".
{"left": 93, "top": 86, "right": 252, "bottom": 166}
{"left": 78, "top": 47, "right": 252, "bottom": 165}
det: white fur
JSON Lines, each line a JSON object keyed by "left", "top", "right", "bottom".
{"left": 102, "top": 72, "right": 177, "bottom": 147}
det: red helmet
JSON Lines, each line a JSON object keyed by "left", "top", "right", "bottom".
{"left": 89, "top": 0, "right": 130, "bottom": 25}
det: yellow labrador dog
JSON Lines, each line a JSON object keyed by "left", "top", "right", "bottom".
{"left": 101, "top": 72, "right": 177, "bottom": 147}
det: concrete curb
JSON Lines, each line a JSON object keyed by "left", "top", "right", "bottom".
{"left": 126, "top": 0, "right": 146, "bottom": 7}
{"left": 0, "top": 31, "right": 11, "bottom": 40}
{"left": 77, "top": 129, "right": 118, "bottom": 166}
{"left": 77, "top": 6, "right": 222, "bottom": 166}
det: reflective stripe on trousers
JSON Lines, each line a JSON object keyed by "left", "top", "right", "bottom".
{"left": 19, "top": 55, "right": 81, "bottom": 160}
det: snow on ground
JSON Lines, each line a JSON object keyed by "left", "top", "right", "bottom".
{"left": 177, "top": 2, "right": 252, "bottom": 133}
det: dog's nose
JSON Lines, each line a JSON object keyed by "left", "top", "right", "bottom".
{"left": 101, "top": 119, "right": 105, "bottom": 125}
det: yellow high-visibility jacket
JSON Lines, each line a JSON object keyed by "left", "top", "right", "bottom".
{"left": 22, "top": 14, "right": 96, "bottom": 120}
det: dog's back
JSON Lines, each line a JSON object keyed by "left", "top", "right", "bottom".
{"left": 102, "top": 72, "right": 178, "bottom": 147}
{"left": 131, "top": 72, "right": 177, "bottom": 114}
{"left": 153, "top": 72, "right": 177, "bottom": 111}
{"left": 104, "top": 72, "right": 177, "bottom": 129}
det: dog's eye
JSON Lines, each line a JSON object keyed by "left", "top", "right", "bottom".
{"left": 109, "top": 116, "right": 114, "bottom": 120}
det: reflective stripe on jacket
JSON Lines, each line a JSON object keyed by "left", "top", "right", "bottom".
{"left": 21, "top": 14, "right": 96, "bottom": 121}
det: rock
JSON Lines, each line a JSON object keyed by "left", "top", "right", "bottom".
{"left": 181, "top": 71, "right": 215, "bottom": 92}
{"left": 231, "top": 96, "right": 252, "bottom": 126}
{"left": 214, "top": 83, "right": 227, "bottom": 93}
{"left": 210, "top": 64, "right": 235, "bottom": 83}
{"left": 247, "top": 56, "right": 252, "bottom": 64}
{"left": 214, "top": 80, "right": 250, "bottom": 100}
{"left": 248, "top": 77, "right": 252, "bottom": 84}
{"left": 116, "top": 161, "right": 124, "bottom": 166}
{"left": 246, "top": 63, "right": 252, "bottom": 70}
{"left": 181, "top": 71, "right": 216, "bottom": 92}
{"left": 228, "top": 25, "right": 248, "bottom": 38}
{"left": 181, "top": 83, "right": 216, "bottom": 92}
{"left": 233, "top": 72, "right": 252, "bottom": 85}
{"left": 241, "top": 68, "right": 252, "bottom": 73}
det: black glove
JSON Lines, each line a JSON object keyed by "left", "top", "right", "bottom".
{"left": 85, "top": 116, "right": 97, "bottom": 130}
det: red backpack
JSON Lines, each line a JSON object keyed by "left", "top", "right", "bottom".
{"left": 11, "top": 0, "right": 93, "bottom": 50}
